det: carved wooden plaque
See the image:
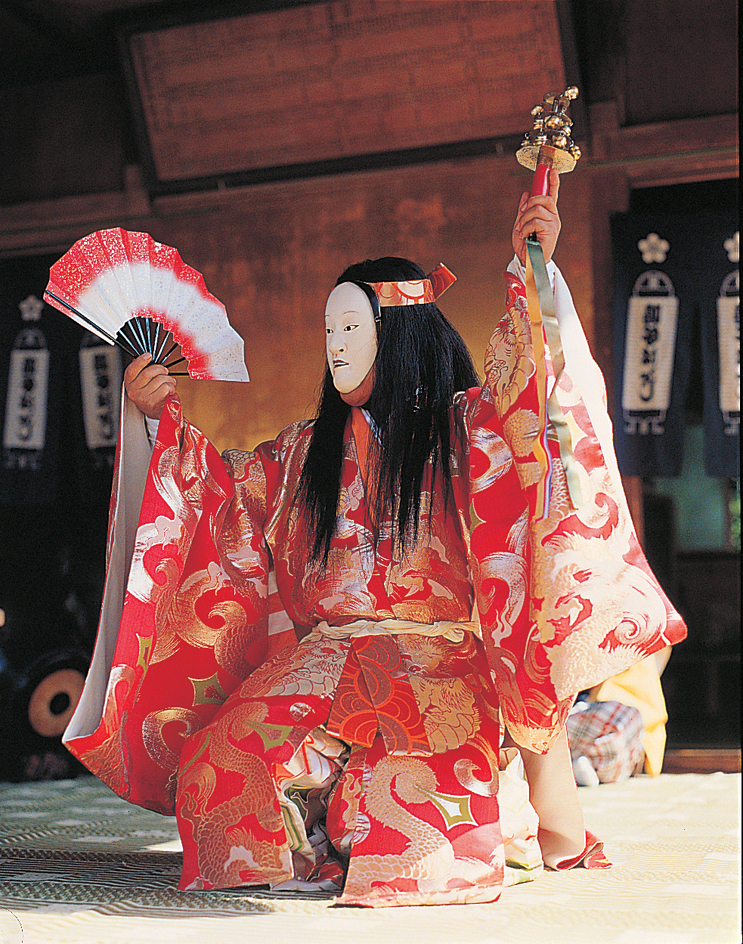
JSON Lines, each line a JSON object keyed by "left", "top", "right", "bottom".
{"left": 125, "top": 0, "right": 566, "bottom": 185}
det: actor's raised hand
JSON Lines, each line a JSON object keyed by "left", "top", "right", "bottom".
{"left": 124, "top": 353, "right": 177, "bottom": 419}
{"left": 511, "top": 168, "right": 561, "bottom": 266}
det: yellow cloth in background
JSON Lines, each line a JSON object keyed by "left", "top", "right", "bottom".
{"left": 589, "top": 653, "right": 669, "bottom": 776}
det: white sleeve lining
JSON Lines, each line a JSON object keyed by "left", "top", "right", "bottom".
{"left": 145, "top": 415, "right": 160, "bottom": 446}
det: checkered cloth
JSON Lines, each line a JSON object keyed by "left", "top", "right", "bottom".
{"left": 566, "top": 700, "right": 645, "bottom": 783}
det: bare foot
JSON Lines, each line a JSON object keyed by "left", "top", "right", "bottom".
{"left": 509, "top": 726, "right": 586, "bottom": 867}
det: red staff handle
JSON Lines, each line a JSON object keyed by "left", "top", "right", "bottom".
{"left": 530, "top": 145, "right": 557, "bottom": 198}
{"left": 527, "top": 147, "right": 556, "bottom": 239}
{"left": 531, "top": 159, "right": 552, "bottom": 197}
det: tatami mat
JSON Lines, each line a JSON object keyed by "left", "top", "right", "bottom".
{"left": 1, "top": 770, "right": 739, "bottom": 943}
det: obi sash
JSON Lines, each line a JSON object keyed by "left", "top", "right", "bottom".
{"left": 315, "top": 618, "right": 479, "bottom": 757}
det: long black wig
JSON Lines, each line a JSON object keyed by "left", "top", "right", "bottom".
{"left": 298, "top": 256, "right": 480, "bottom": 564}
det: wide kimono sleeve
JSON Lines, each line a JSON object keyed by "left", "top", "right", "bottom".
{"left": 464, "top": 263, "right": 687, "bottom": 752}
{"left": 63, "top": 394, "right": 291, "bottom": 813}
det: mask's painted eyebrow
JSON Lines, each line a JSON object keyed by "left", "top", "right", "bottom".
{"left": 325, "top": 311, "right": 363, "bottom": 322}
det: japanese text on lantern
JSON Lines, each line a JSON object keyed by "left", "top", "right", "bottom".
{"left": 639, "top": 303, "right": 660, "bottom": 402}
{"left": 79, "top": 346, "right": 121, "bottom": 453}
{"left": 3, "top": 348, "right": 49, "bottom": 455}
{"left": 622, "top": 271, "right": 679, "bottom": 435}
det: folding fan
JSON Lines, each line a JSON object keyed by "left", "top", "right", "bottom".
{"left": 44, "top": 228, "right": 249, "bottom": 382}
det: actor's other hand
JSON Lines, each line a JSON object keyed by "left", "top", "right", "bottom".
{"left": 124, "top": 353, "right": 177, "bottom": 419}
{"left": 512, "top": 168, "right": 561, "bottom": 266}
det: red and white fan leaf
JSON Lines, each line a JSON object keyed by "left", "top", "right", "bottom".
{"left": 44, "top": 228, "right": 249, "bottom": 382}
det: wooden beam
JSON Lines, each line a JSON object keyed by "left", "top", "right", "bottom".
{"left": 663, "top": 748, "right": 741, "bottom": 774}
{"left": 586, "top": 105, "right": 738, "bottom": 187}
{"left": 0, "top": 166, "right": 150, "bottom": 258}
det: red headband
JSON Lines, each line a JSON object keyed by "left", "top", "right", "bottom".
{"left": 365, "top": 263, "right": 456, "bottom": 307}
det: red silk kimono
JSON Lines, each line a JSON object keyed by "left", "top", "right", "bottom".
{"left": 64, "top": 270, "right": 686, "bottom": 906}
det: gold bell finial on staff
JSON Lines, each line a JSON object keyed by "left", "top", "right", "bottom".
{"left": 517, "top": 87, "right": 581, "bottom": 196}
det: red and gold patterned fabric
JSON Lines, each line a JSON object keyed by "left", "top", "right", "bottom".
{"left": 64, "top": 270, "right": 686, "bottom": 906}
{"left": 364, "top": 262, "right": 456, "bottom": 308}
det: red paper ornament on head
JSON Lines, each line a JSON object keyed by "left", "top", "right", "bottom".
{"left": 365, "top": 263, "right": 456, "bottom": 308}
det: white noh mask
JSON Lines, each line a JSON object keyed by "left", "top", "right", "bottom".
{"left": 324, "top": 282, "right": 378, "bottom": 396}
